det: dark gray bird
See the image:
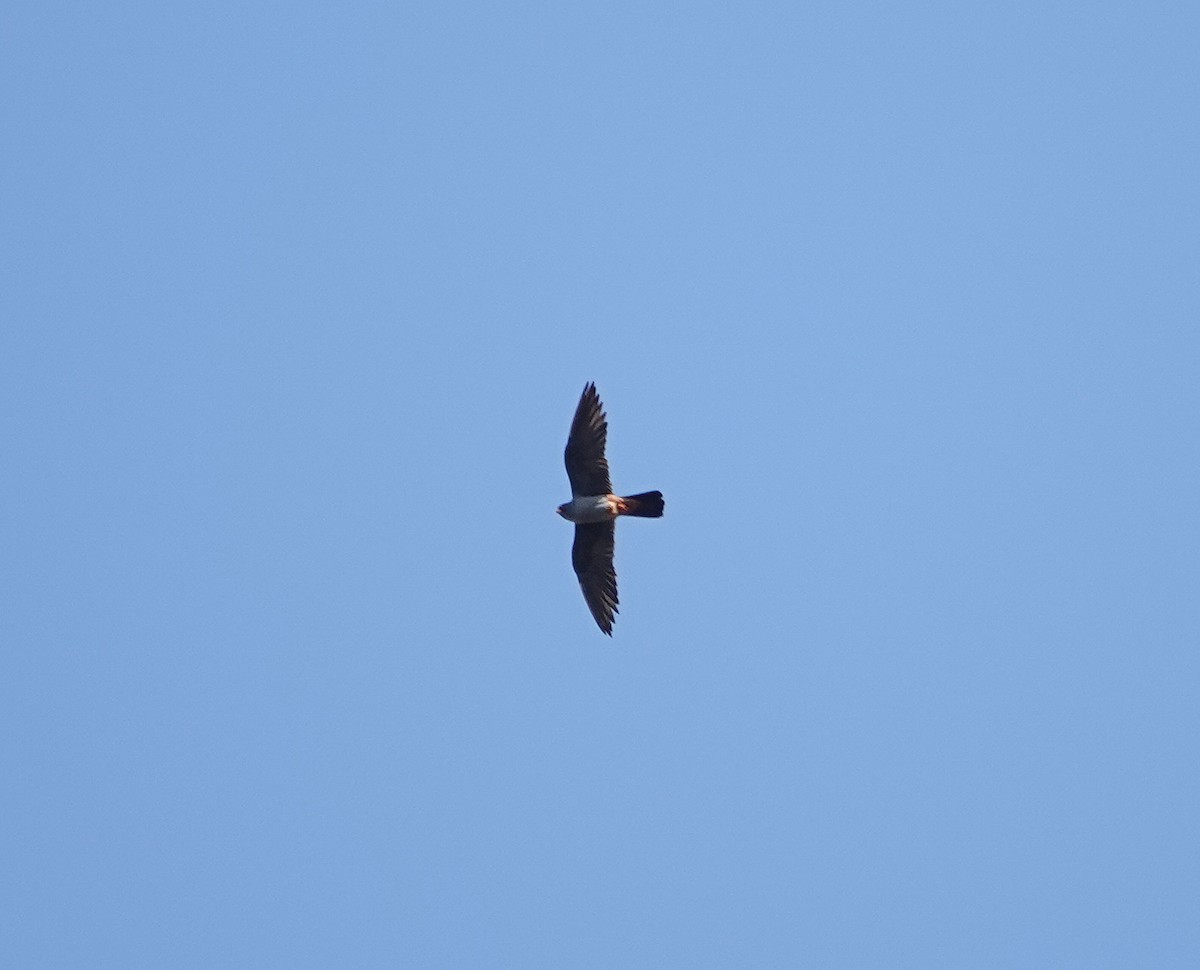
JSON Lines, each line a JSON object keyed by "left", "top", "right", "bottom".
{"left": 556, "top": 383, "right": 664, "bottom": 635}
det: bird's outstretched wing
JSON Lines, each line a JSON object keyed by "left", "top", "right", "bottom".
{"left": 564, "top": 382, "right": 612, "bottom": 497}
{"left": 572, "top": 521, "right": 617, "bottom": 635}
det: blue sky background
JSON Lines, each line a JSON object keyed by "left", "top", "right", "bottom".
{"left": 3, "top": 1, "right": 1198, "bottom": 966}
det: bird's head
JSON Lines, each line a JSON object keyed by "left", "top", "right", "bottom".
{"left": 555, "top": 503, "right": 569, "bottom": 519}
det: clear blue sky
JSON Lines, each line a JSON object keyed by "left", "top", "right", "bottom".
{"left": 4, "top": 2, "right": 1198, "bottom": 966}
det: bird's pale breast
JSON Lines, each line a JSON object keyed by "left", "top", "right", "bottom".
{"left": 561, "top": 494, "right": 617, "bottom": 523}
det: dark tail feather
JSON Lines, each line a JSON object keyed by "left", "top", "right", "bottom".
{"left": 619, "top": 490, "right": 664, "bottom": 518}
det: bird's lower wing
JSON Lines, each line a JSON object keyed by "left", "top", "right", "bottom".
{"left": 571, "top": 521, "right": 617, "bottom": 635}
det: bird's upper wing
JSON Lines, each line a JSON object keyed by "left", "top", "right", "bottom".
{"left": 564, "top": 382, "right": 612, "bottom": 497}
{"left": 572, "top": 521, "right": 617, "bottom": 635}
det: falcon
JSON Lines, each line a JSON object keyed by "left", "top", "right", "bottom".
{"left": 557, "top": 382, "right": 664, "bottom": 635}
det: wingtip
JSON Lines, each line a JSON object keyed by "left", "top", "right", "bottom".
{"left": 594, "top": 606, "right": 615, "bottom": 636}
{"left": 593, "top": 610, "right": 614, "bottom": 636}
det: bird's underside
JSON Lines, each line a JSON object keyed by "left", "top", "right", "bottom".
{"left": 558, "top": 383, "right": 663, "bottom": 635}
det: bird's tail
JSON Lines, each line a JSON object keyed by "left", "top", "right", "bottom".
{"left": 617, "top": 491, "right": 664, "bottom": 518}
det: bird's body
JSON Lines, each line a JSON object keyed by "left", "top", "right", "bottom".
{"left": 556, "top": 494, "right": 621, "bottom": 523}
{"left": 556, "top": 493, "right": 664, "bottom": 524}
{"left": 558, "top": 383, "right": 663, "bottom": 635}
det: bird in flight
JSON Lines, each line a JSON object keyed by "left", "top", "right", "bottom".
{"left": 557, "top": 382, "right": 664, "bottom": 635}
